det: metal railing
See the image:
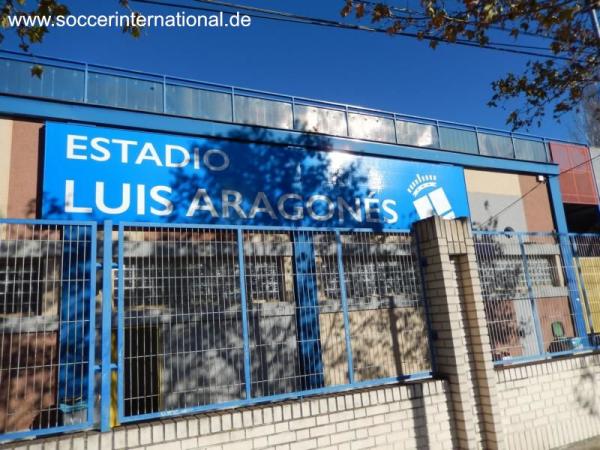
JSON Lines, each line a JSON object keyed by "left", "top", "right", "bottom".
{"left": 473, "top": 230, "right": 594, "bottom": 365}
{"left": 0, "top": 50, "right": 584, "bottom": 164}
{"left": 114, "top": 222, "right": 432, "bottom": 424}
{"left": 0, "top": 219, "right": 97, "bottom": 441}
{"left": 0, "top": 218, "right": 432, "bottom": 441}
{"left": 5, "top": 218, "right": 600, "bottom": 440}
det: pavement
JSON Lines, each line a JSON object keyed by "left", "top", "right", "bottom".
{"left": 554, "top": 436, "right": 600, "bottom": 450}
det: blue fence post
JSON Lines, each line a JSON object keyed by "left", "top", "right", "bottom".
{"left": 236, "top": 229, "right": 252, "bottom": 399}
{"left": 547, "top": 175, "right": 590, "bottom": 346}
{"left": 116, "top": 223, "right": 125, "bottom": 423}
{"left": 518, "top": 233, "right": 546, "bottom": 356}
{"left": 334, "top": 231, "right": 354, "bottom": 384}
{"left": 87, "top": 223, "right": 97, "bottom": 426}
{"left": 292, "top": 231, "right": 324, "bottom": 390}
{"left": 100, "top": 221, "right": 113, "bottom": 432}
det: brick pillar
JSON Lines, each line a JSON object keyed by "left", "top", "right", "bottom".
{"left": 413, "top": 215, "right": 505, "bottom": 450}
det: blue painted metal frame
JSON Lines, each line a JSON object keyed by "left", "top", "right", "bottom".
{"left": 117, "top": 221, "right": 412, "bottom": 233}
{"left": 236, "top": 228, "right": 252, "bottom": 400}
{"left": 292, "top": 231, "right": 324, "bottom": 390}
{"left": 116, "top": 223, "right": 126, "bottom": 425}
{"left": 118, "top": 370, "right": 433, "bottom": 424}
{"left": 547, "top": 175, "right": 590, "bottom": 345}
{"left": 100, "top": 221, "right": 113, "bottom": 432}
{"left": 492, "top": 348, "right": 595, "bottom": 367}
{"left": 87, "top": 224, "right": 98, "bottom": 426}
{"left": 0, "top": 219, "right": 97, "bottom": 443}
{"left": 113, "top": 221, "right": 433, "bottom": 425}
{"left": 335, "top": 231, "right": 355, "bottom": 384}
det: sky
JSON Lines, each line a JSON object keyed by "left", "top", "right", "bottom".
{"left": 1, "top": 0, "right": 586, "bottom": 142}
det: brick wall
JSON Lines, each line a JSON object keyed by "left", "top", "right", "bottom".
{"left": 1, "top": 380, "right": 453, "bottom": 450}
{"left": 497, "top": 353, "right": 600, "bottom": 450}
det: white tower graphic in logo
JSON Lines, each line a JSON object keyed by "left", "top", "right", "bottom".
{"left": 407, "top": 174, "right": 456, "bottom": 220}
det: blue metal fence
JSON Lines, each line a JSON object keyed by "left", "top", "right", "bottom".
{"left": 0, "top": 50, "right": 581, "bottom": 164}
{"left": 112, "top": 222, "right": 432, "bottom": 424}
{"left": 0, "top": 219, "right": 97, "bottom": 442}
{"left": 0, "top": 218, "right": 431, "bottom": 440}
{"left": 473, "top": 230, "right": 593, "bottom": 365}
{"left": 4, "top": 219, "right": 600, "bottom": 441}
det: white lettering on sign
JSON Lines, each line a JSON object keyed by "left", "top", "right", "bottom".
{"left": 57, "top": 131, "right": 418, "bottom": 225}
{"left": 65, "top": 134, "right": 230, "bottom": 172}
{"left": 63, "top": 177, "right": 403, "bottom": 224}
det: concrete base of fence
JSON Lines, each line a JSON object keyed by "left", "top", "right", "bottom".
{"left": 0, "top": 380, "right": 455, "bottom": 450}
{"left": 2, "top": 353, "right": 600, "bottom": 450}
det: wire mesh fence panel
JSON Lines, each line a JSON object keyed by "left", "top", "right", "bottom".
{"left": 521, "top": 234, "right": 578, "bottom": 354}
{"left": 242, "top": 230, "right": 348, "bottom": 397}
{"left": 339, "top": 232, "right": 431, "bottom": 381}
{"left": 0, "top": 221, "right": 95, "bottom": 438}
{"left": 314, "top": 233, "right": 349, "bottom": 387}
{"left": 570, "top": 234, "right": 600, "bottom": 341}
{"left": 474, "top": 233, "right": 540, "bottom": 361}
{"left": 119, "top": 226, "right": 245, "bottom": 419}
{"left": 474, "top": 232, "right": 580, "bottom": 363}
{"left": 115, "top": 223, "right": 435, "bottom": 422}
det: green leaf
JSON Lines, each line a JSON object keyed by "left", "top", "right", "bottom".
{"left": 31, "top": 64, "right": 43, "bottom": 78}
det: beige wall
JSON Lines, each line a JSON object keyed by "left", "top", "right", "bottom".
{"left": 497, "top": 354, "right": 600, "bottom": 450}
{"left": 465, "top": 169, "right": 555, "bottom": 232}
{"left": 0, "top": 119, "right": 13, "bottom": 218}
{"left": 0, "top": 117, "right": 43, "bottom": 219}
{"left": 320, "top": 307, "right": 430, "bottom": 387}
{"left": 7, "top": 120, "right": 42, "bottom": 218}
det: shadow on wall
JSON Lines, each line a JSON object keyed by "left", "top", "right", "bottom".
{"left": 165, "top": 127, "right": 373, "bottom": 226}
{"left": 4, "top": 125, "right": 430, "bottom": 434}
{"left": 574, "top": 357, "right": 600, "bottom": 418}
{"left": 115, "top": 127, "right": 430, "bottom": 416}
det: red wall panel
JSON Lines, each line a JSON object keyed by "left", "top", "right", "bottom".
{"left": 549, "top": 142, "right": 599, "bottom": 205}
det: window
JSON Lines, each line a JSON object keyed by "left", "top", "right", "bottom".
{"left": 246, "top": 259, "right": 289, "bottom": 303}
{"left": 0, "top": 258, "right": 44, "bottom": 315}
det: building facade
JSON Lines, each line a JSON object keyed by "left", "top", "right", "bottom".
{"left": 0, "top": 51, "right": 600, "bottom": 450}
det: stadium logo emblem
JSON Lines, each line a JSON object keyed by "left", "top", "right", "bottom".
{"left": 407, "top": 174, "right": 455, "bottom": 220}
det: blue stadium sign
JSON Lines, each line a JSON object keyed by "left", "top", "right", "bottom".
{"left": 42, "top": 122, "right": 470, "bottom": 229}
